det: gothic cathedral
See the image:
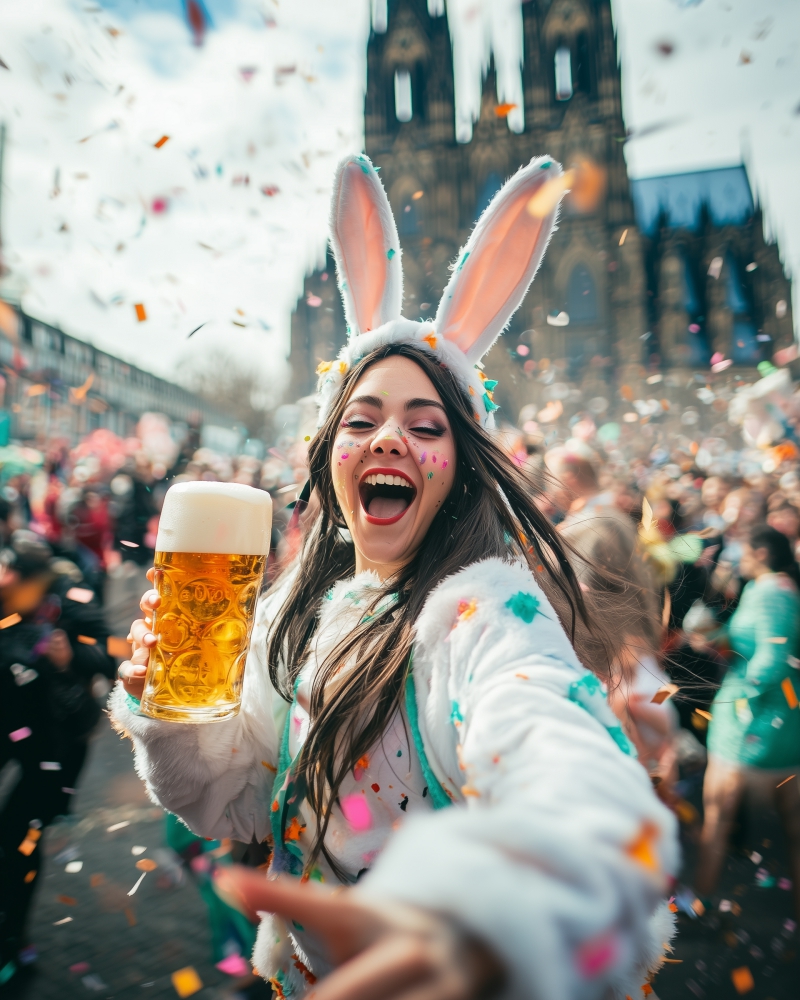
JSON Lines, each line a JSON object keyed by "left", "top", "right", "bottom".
{"left": 287, "top": 0, "right": 793, "bottom": 427}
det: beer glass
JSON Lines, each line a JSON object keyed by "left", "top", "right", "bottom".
{"left": 139, "top": 481, "right": 272, "bottom": 723}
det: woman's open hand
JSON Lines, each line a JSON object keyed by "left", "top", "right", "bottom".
{"left": 118, "top": 567, "right": 159, "bottom": 701}
{"left": 215, "top": 866, "right": 504, "bottom": 1000}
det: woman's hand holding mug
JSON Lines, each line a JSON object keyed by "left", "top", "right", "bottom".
{"left": 118, "top": 567, "right": 159, "bottom": 701}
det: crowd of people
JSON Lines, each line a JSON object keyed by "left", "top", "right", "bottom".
{"left": 2, "top": 353, "right": 800, "bottom": 993}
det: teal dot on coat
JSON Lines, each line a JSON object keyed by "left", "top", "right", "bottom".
{"left": 450, "top": 701, "right": 463, "bottom": 724}
{"left": 387, "top": 248, "right": 396, "bottom": 260}
{"left": 505, "top": 591, "right": 541, "bottom": 624}
{"left": 396, "top": 749, "right": 402, "bottom": 757}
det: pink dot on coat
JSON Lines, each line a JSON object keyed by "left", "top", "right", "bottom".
{"left": 575, "top": 932, "right": 619, "bottom": 978}
{"left": 341, "top": 794, "right": 372, "bottom": 832}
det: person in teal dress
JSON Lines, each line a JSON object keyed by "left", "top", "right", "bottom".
{"left": 695, "top": 525, "right": 800, "bottom": 921}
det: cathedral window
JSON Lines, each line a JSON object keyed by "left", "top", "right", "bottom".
{"left": 555, "top": 46, "right": 573, "bottom": 101}
{"left": 567, "top": 264, "right": 597, "bottom": 323}
{"left": 725, "top": 254, "right": 759, "bottom": 363}
{"left": 394, "top": 69, "right": 413, "bottom": 122}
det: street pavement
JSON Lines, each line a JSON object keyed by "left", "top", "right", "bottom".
{"left": 7, "top": 563, "right": 799, "bottom": 999}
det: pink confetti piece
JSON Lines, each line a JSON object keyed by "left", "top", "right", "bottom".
{"left": 341, "top": 453, "right": 349, "bottom": 460}
{"left": 419, "top": 451, "right": 427, "bottom": 465}
{"left": 441, "top": 459, "right": 448, "bottom": 469}
{"left": 575, "top": 932, "right": 618, "bottom": 978}
{"left": 69, "top": 962, "right": 90, "bottom": 975}
{"left": 431, "top": 454, "right": 437, "bottom": 463}
{"left": 9, "top": 727, "right": 31, "bottom": 742}
{"left": 341, "top": 793, "right": 372, "bottom": 832}
{"left": 216, "top": 954, "right": 250, "bottom": 977}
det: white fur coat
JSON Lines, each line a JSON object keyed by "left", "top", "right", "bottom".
{"left": 109, "top": 557, "right": 678, "bottom": 1000}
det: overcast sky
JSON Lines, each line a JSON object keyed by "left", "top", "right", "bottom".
{"left": 0, "top": 0, "right": 797, "bottom": 395}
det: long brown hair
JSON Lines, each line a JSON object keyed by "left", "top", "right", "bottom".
{"left": 267, "top": 343, "right": 620, "bottom": 878}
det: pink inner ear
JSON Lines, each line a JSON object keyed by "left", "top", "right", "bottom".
{"left": 440, "top": 191, "right": 544, "bottom": 355}
{"left": 337, "top": 165, "right": 389, "bottom": 333}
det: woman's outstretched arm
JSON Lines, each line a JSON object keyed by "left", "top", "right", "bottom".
{"left": 359, "top": 558, "right": 679, "bottom": 1000}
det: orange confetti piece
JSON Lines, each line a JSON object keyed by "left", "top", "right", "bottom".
{"left": 731, "top": 966, "right": 754, "bottom": 994}
{"left": 77, "top": 635, "right": 97, "bottom": 645}
{"left": 691, "top": 897, "right": 705, "bottom": 916}
{"left": 625, "top": 822, "right": 660, "bottom": 873}
{"left": 456, "top": 598, "right": 477, "bottom": 622}
{"left": 57, "top": 895, "right": 77, "bottom": 906}
{"left": 135, "top": 858, "right": 158, "bottom": 872}
{"left": 107, "top": 636, "right": 132, "bottom": 658}
{"left": 695, "top": 709, "right": 712, "bottom": 722}
{"left": 284, "top": 816, "right": 306, "bottom": 842}
{"left": 515, "top": 672, "right": 529, "bottom": 680}
{"left": 0, "top": 613, "right": 22, "bottom": 629}
{"left": 781, "top": 677, "right": 798, "bottom": 710}
{"left": 24, "top": 870, "right": 37, "bottom": 883}
{"left": 154, "top": 135, "right": 170, "bottom": 149}
{"left": 776, "top": 774, "right": 796, "bottom": 789}
{"left": 651, "top": 684, "right": 679, "bottom": 705}
{"left": 527, "top": 170, "right": 572, "bottom": 218}
{"left": 261, "top": 760, "right": 277, "bottom": 772}
{"left": 171, "top": 966, "right": 203, "bottom": 998}
{"left": 422, "top": 331, "right": 437, "bottom": 350}
{"left": 494, "top": 102, "right": 517, "bottom": 117}
{"left": 461, "top": 784, "right": 480, "bottom": 797}
{"left": 27, "top": 384, "right": 47, "bottom": 397}
{"left": 124, "top": 907, "right": 137, "bottom": 927}
{"left": 134, "top": 303, "right": 147, "bottom": 322}
{"left": 90, "top": 874, "right": 105, "bottom": 887}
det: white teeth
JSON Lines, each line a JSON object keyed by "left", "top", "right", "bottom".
{"left": 364, "top": 474, "right": 412, "bottom": 488}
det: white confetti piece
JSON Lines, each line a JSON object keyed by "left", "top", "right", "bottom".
{"left": 65, "top": 861, "right": 83, "bottom": 873}
{"left": 40, "top": 761, "right": 62, "bottom": 771}
{"left": 131, "top": 846, "right": 147, "bottom": 856}
{"left": 127, "top": 872, "right": 146, "bottom": 896}
{"left": 750, "top": 851, "right": 762, "bottom": 864}
{"left": 53, "top": 916, "right": 73, "bottom": 925}
{"left": 107, "top": 820, "right": 130, "bottom": 833}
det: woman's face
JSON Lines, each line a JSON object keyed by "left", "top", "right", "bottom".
{"left": 331, "top": 356, "right": 457, "bottom": 575}
{"left": 738, "top": 542, "right": 769, "bottom": 580}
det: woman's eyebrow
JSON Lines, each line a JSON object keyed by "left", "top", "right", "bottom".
{"left": 348, "top": 394, "right": 383, "bottom": 409}
{"left": 405, "top": 397, "right": 446, "bottom": 412}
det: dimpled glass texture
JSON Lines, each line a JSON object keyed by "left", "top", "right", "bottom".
{"left": 140, "top": 551, "right": 265, "bottom": 723}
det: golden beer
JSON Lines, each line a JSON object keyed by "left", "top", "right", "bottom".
{"left": 140, "top": 482, "right": 272, "bottom": 723}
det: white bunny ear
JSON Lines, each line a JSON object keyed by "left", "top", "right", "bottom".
{"left": 435, "top": 156, "right": 563, "bottom": 363}
{"left": 329, "top": 154, "right": 403, "bottom": 336}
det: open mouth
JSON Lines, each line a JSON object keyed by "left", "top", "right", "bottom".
{"left": 359, "top": 469, "right": 417, "bottom": 524}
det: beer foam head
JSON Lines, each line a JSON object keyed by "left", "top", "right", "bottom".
{"left": 156, "top": 482, "right": 272, "bottom": 555}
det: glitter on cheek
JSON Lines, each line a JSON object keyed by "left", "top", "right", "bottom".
{"left": 419, "top": 452, "right": 427, "bottom": 465}
{"left": 427, "top": 471, "right": 433, "bottom": 480}
{"left": 341, "top": 453, "right": 349, "bottom": 460}
{"left": 431, "top": 454, "right": 437, "bottom": 464}
{"left": 441, "top": 459, "right": 448, "bottom": 470}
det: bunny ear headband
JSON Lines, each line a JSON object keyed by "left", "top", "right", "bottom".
{"left": 316, "top": 152, "right": 565, "bottom": 429}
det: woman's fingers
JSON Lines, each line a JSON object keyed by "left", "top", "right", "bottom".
{"left": 139, "top": 588, "right": 160, "bottom": 615}
{"left": 303, "top": 935, "right": 434, "bottom": 1000}
{"left": 129, "top": 618, "right": 158, "bottom": 649}
{"left": 118, "top": 659, "right": 147, "bottom": 699}
{"left": 215, "top": 869, "right": 378, "bottom": 961}
{"left": 146, "top": 566, "right": 155, "bottom": 583}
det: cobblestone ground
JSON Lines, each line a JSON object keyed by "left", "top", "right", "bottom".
{"left": 655, "top": 771, "right": 799, "bottom": 1000}
{"left": 9, "top": 564, "right": 799, "bottom": 999}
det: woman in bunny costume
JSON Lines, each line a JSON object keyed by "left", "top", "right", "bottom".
{"left": 112, "top": 153, "right": 678, "bottom": 1000}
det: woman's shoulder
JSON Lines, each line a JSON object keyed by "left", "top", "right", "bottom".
{"left": 415, "top": 556, "right": 571, "bottom": 654}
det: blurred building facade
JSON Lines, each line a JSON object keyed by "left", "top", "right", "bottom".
{"left": 0, "top": 302, "right": 229, "bottom": 445}
{"left": 288, "top": 0, "right": 794, "bottom": 425}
